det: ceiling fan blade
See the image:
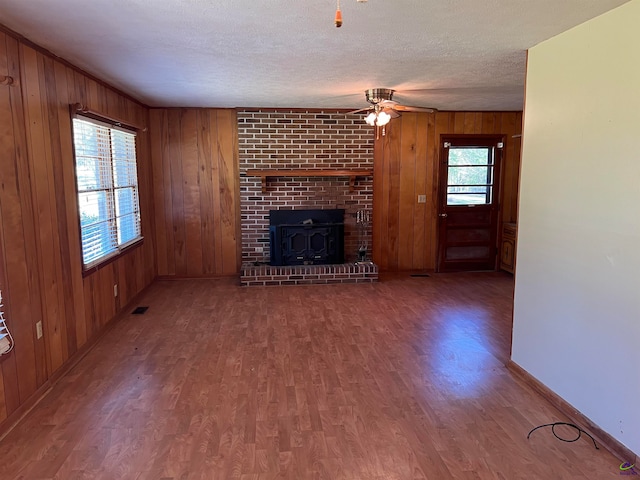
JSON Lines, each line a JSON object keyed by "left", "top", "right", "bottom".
{"left": 382, "top": 107, "right": 401, "bottom": 118}
{"left": 346, "top": 107, "right": 373, "bottom": 115}
{"left": 392, "top": 104, "right": 437, "bottom": 113}
{"left": 398, "top": 86, "right": 523, "bottom": 96}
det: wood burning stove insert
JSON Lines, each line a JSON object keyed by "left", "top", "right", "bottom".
{"left": 269, "top": 209, "right": 344, "bottom": 266}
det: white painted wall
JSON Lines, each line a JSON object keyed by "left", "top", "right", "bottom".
{"left": 512, "top": 0, "right": 640, "bottom": 455}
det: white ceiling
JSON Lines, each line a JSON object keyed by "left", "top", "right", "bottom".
{"left": 0, "top": 0, "right": 630, "bottom": 110}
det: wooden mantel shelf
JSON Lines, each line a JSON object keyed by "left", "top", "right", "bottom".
{"left": 245, "top": 169, "right": 373, "bottom": 193}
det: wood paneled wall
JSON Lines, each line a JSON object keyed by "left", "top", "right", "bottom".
{"left": 0, "top": 31, "right": 155, "bottom": 427}
{"left": 373, "top": 111, "right": 522, "bottom": 271}
{"left": 150, "top": 108, "right": 241, "bottom": 277}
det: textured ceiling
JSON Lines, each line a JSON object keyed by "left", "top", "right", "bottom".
{"left": 0, "top": 0, "right": 631, "bottom": 110}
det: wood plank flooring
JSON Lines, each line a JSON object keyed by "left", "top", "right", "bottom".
{"left": 0, "top": 273, "right": 624, "bottom": 479}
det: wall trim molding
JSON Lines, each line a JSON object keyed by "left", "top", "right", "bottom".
{"left": 155, "top": 274, "right": 239, "bottom": 281}
{"left": 507, "top": 360, "right": 638, "bottom": 466}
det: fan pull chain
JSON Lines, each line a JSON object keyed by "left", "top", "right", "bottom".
{"left": 335, "top": 0, "right": 342, "bottom": 27}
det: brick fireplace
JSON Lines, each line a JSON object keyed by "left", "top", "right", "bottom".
{"left": 238, "top": 109, "right": 377, "bottom": 285}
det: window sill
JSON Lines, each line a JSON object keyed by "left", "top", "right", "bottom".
{"left": 81, "top": 238, "right": 144, "bottom": 278}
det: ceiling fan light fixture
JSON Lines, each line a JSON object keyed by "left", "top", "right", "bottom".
{"left": 363, "top": 110, "right": 391, "bottom": 127}
{"left": 349, "top": 87, "right": 435, "bottom": 129}
{"left": 376, "top": 111, "right": 391, "bottom": 126}
{"left": 365, "top": 112, "right": 377, "bottom": 126}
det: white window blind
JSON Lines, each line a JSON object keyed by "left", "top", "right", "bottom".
{"left": 73, "top": 116, "right": 141, "bottom": 268}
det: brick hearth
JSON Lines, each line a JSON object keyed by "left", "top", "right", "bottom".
{"left": 240, "top": 262, "right": 378, "bottom": 286}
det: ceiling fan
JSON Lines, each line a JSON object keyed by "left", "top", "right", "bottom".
{"left": 348, "top": 88, "right": 437, "bottom": 127}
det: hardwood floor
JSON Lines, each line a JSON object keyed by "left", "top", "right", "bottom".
{"left": 0, "top": 273, "right": 623, "bottom": 479}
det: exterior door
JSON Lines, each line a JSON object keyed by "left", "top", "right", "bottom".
{"left": 436, "top": 135, "right": 503, "bottom": 272}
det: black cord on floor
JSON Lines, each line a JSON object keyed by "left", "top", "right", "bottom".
{"left": 527, "top": 422, "right": 599, "bottom": 450}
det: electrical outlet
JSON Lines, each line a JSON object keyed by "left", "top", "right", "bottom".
{"left": 114, "top": 284, "right": 118, "bottom": 297}
{"left": 36, "top": 321, "right": 43, "bottom": 339}
{"left": 255, "top": 246, "right": 263, "bottom": 253}
{"left": 418, "top": 194, "right": 427, "bottom": 204}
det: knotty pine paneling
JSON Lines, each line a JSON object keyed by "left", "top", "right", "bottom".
{"left": 373, "top": 111, "right": 522, "bottom": 271}
{"left": 150, "top": 108, "right": 241, "bottom": 277}
{"left": 0, "top": 32, "right": 46, "bottom": 417}
{"left": 0, "top": 30, "right": 156, "bottom": 430}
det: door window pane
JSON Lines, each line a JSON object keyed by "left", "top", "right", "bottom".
{"left": 447, "top": 147, "right": 494, "bottom": 205}
{"left": 448, "top": 148, "right": 491, "bottom": 166}
{"left": 447, "top": 192, "right": 491, "bottom": 205}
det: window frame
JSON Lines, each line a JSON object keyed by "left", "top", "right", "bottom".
{"left": 70, "top": 109, "right": 143, "bottom": 274}
{"left": 445, "top": 145, "right": 496, "bottom": 206}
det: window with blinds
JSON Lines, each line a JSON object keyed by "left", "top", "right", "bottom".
{"left": 72, "top": 116, "right": 142, "bottom": 268}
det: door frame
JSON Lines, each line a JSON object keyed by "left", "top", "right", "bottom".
{"left": 436, "top": 134, "right": 505, "bottom": 272}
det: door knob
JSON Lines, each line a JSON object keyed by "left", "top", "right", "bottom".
{"left": 438, "top": 213, "right": 448, "bottom": 218}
